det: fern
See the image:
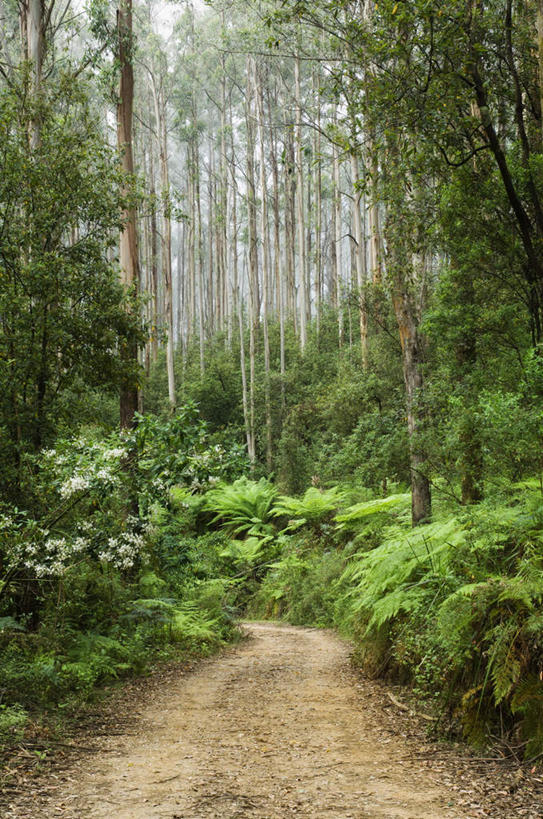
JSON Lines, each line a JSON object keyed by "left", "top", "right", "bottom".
{"left": 0, "top": 616, "right": 25, "bottom": 632}
{"left": 334, "top": 493, "right": 410, "bottom": 529}
{"left": 339, "top": 517, "right": 465, "bottom": 634}
{"left": 203, "top": 477, "right": 277, "bottom": 537}
{"left": 219, "top": 536, "right": 272, "bottom": 570}
{"left": 273, "top": 485, "right": 345, "bottom": 531}
{"left": 511, "top": 675, "right": 543, "bottom": 757}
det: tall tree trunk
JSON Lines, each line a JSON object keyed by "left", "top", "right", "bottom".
{"left": 455, "top": 271, "right": 483, "bottom": 504}
{"left": 392, "top": 278, "right": 431, "bottom": 525}
{"left": 332, "top": 119, "right": 343, "bottom": 346}
{"left": 21, "top": 0, "right": 46, "bottom": 149}
{"left": 537, "top": 1, "right": 543, "bottom": 146}
{"left": 238, "top": 256, "right": 253, "bottom": 464}
{"left": 228, "top": 91, "right": 238, "bottom": 345}
{"left": 187, "top": 144, "right": 196, "bottom": 346}
{"left": 151, "top": 74, "right": 175, "bottom": 409}
{"left": 117, "top": 0, "right": 140, "bottom": 430}
{"left": 284, "top": 114, "right": 297, "bottom": 330}
{"left": 313, "top": 68, "right": 323, "bottom": 338}
{"left": 220, "top": 13, "right": 229, "bottom": 342}
{"left": 268, "top": 82, "right": 286, "bottom": 409}
{"left": 176, "top": 219, "right": 184, "bottom": 352}
{"left": 366, "top": 134, "right": 383, "bottom": 285}
{"left": 256, "top": 64, "right": 273, "bottom": 471}
{"left": 148, "top": 137, "right": 159, "bottom": 362}
{"left": 350, "top": 151, "right": 368, "bottom": 368}
{"left": 294, "top": 52, "right": 307, "bottom": 351}
{"left": 385, "top": 144, "right": 432, "bottom": 525}
{"left": 245, "top": 57, "right": 258, "bottom": 467}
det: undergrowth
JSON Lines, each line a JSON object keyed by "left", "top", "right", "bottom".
{"left": 242, "top": 481, "right": 543, "bottom": 758}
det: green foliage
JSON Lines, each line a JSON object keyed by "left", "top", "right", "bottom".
{"left": 246, "top": 474, "right": 543, "bottom": 757}
{"left": 338, "top": 517, "right": 464, "bottom": 632}
{"left": 203, "top": 477, "right": 278, "bottom": 537}
{"left": 335, "top": 493, "right": 410, "bottom": 527}
{"left": 0, "top": 78, "right": 143, "bottom": 502}
{"left": 0, "top": 705, "right": 28, "bottom": 747}
{"left": 219, "top": 537, "right": 272, "bottom": 572}
{"left": 273, "top": 486, "right": 346, "bottom": 531}
{"left": 249, "top": 544, "right": 346, "bottom": 628}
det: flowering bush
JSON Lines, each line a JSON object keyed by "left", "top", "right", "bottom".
{"left": 0, "top": 403, "right": 248, "bottom": 598}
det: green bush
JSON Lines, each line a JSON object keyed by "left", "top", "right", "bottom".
{"left": 0, "top": 705, "right": 28, "bottom": 747}
{"left": 273, "top": 486, "right": 346, "bottom": 533}
{"left": 203, "top": 477, "right": 278, "bottom": 538}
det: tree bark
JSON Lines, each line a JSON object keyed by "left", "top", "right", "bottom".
{"left": 294, "top": 52, "right": 307, "bottom": 351}
{"left": 256, "top": 65, "right": 273, "bottom": 471}
{"left": 117, "top": 0, "right": 140, "bottom": 430}
{"left": 151, "top": 73, "right": 175, "bottom": 409}
{"left": 332, "top": 117, "right": 343, "bottom": 346}
{"left": 392, "top": 282, "right": 432, "bottom": 525}
{"left": 350, "top": 151, "right": 368, "bottom": 368}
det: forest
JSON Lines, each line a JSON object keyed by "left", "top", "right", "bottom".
{"left": 1, "top": 0, "right": 543, "bottom": 789}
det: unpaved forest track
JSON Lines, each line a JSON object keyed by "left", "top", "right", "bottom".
{"left": 9, "top": 622, "right": 473, "bottom": 819}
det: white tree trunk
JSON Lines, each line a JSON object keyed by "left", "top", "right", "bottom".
{"left": 295, "top": 52, "right": 307, "bottom": 351}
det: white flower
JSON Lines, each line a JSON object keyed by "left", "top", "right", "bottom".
{"left": 104, "top": 448, "right": 126, "bottom": 460}
{"left": 72, "top": 537, "right": 88, "bottom": 552}
{"left": 59, "top": 475, "right": 90, "bottom": 498}
{"left": 45, "top": 537, "right": 66, "bottom": 553}
{"left": 95, "top": 468, "right": 117, "bottom": 484}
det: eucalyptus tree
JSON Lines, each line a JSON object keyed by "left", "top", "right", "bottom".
{"left": 137, "top": 0, "right": 177, "bottom": 409}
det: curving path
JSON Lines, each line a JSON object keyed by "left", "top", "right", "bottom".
{"left": 22, "top": 623, "right": 467, "bottom": 818}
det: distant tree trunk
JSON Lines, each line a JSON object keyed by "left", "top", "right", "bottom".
{"left": 246, "top": 58, "right": 258, "bottom": 467}
{"left": 350, "top": 151, "right": 368, "bottom": 368}
{"left": 148, "top": 143, "right": 159, "bottom": 362}
{"left": 228, "top": 91, "right": 238, "bottom": 341}
{"left": 332, "top": 117, "right": 343, "bottom": 346}
{"left": 195, "top": 138, "right": 205, "bottom": 375}
{"left": 20, "top": 0, "right": 46, "bottom": 149}
{"left": 207, "top": 139, "right": 215, "bottom": 335}
{"left": 151, "top": 74, "right": 175, "bottom": 410}
{"left": 284, "top": 114, "right": 297, "bottom": 330}
{"left": 294, "top": 52, "right": 307, "bottom": 351}
{"left": 117, "top": 0, "right": 140, "bottom": 430}
{"left": 256, "top": 66, "right": 273, "bottom": 471}
{"left": 366, "top": 135, "right": 383, "bottom": 285}
{"left": 238, "top": 257, "right": 253, "bottom": 464}
{"left": 313, "top": 68, "right": 323, "bottom": 337}
{"left": 187, "top": 144, "right": 196, "bottom": 346}
{"left": 268, "top": 83, "right": 286, "bottom": 409}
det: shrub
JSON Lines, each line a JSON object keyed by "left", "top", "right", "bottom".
{"left": 273, "top": 486, "right": 346, "bottom": 533}
{"left": 203, "top": 477, "right": 278, "bottom": 538}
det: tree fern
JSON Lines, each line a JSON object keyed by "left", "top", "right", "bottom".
{"left": 334, "top": 493, "right": 410, "bottom": 530}
{"left": 273, "top": 485, "right": 346, "bottom": 531}
{"left": 203, "top": 477, "right": 277, "bottom": 537}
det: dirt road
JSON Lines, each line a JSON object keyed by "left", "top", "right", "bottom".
{"left": 16, "top": 621, "right": 470, "bottom": 819}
